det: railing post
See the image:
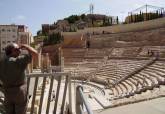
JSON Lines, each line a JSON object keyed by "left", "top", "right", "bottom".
{"left": 76, "top": 86, "right": 83, "bottom": 114}
{"left": 38, "top": 77, "right": 47, "bottom": 114}
{"left": 68, "top": 74, "right": 72, "bottom": 114}
{"left": 61, "top": 57, "right": 64, "bottom": 72}
{"left": 61, "top": 75, "right": 69, "bottom": 114}
{"left": 76, "top": 85, "right": 94, "bottom": 114}
{"left": 53, "top": 75, "right": 62, "bottom": 114}
{"left": 46, "top": 75, "right": 54, "bottom": 114}
{"left": 30, "top": 77, "right": 39, "bottom": 114}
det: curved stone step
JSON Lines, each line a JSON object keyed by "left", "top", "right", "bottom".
{"left": 131, "top": 76, "right": 144, "bottom": 94}
{"left": 142, "top": 70, "right": 162, "bottom": 86}
{"left": 120, "top": 82, "right": 129, "bottom": 94}
{"left": 138, "top": 73, "right": 154, "bottom": 88}
{"left": 132, "top": 76, "right": 143, "bottom": 87}
{"left": 123, "top": 80, "right": 134, "bottom": 94}
{"left": 126, "top": 78, "right": 137, "bottom": 93}
{"left": 112, "top": 86, "right": 120, "bottom": 97}
{"left": 149, "top": 66, "right": 165, "bottom": 73}
{"left": 134, "top": 74, "right": 148, "bottom": 87}
{"left": 147, "top": 67, "right": 165, "bottom": 77}
{"left": 116, "top": 84, "right": 124, "bottom": 95}
{"left": 139, "top": 72, "right": 158, "bottom": 86}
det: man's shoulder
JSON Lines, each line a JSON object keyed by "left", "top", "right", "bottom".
{"left": 17, "top": 54, "right": 32, "bottom": 63}
{"left": 18, "top": 54, "right": 31, "bottom": 59}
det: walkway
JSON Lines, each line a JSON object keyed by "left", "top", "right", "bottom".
{"left": 95, "top": 97, "right": 165, "bottom": 114}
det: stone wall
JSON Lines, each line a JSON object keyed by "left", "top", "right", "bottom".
{"left": 90, "top": 27, "right": 165, "bottom": 48}
{"left": 42, "top": 45, "right": 60, "bottom": 65}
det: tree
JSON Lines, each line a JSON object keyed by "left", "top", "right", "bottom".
{"left": 116, "top": 16, "right": 119, "bottom": 24}
{"left": 65, "top": 15, "right": 80, "bottom": 24}
{"left": 156, "top": 10, "right": 159, "bottom": 18}
{"left": 130, "top": 13, "right": 133, "bottom": 23}
{"left": 43, "top": 33, "right": 64, "bottom": 46}
{"left": 137, "top": 14, "right": 140, "bottom": 22}
{"left": 103, "top": 17, "right": 106, "bottom": 26}
{"left": 37, "top": 30, "right": 42, "bottom": 36}
{"left": 160, "top": 10, "right": 163, "bottom": 17}
{"left": 134, "top": 14, "right": 137, "bottom": 22}
{"left": 150, "top": 12, "right": 153, "bottom": 20}
{"left": 81, "top": 14, "right": 86, "bottom": 21}
{"left": 142, "top": 12, "right": 144, "bottom": 21}
{"left": 139, "top": 11, "right": 142, "bottom": 22}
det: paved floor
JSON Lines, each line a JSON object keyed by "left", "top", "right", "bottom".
{"left": 95, "top": 97, "right": 165, "bottom": 114}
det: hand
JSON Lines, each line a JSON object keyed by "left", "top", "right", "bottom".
{"left": 19, "top": 44, "right": 30, "bottom": 49}
{"left": 19, "top": 44, "right": 38, "bottom": 55}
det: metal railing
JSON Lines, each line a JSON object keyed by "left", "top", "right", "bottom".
{"left": 0, "top": 72, "right": 72, "bottom": 114}
{"left": 76, "top": 85, "right": 93, "bottom": 114}
{"left": 26, "top": 72, "right": 72, "bottom": 114}
{"left": 0, "top": 72, "right": 95, "bottom": 114}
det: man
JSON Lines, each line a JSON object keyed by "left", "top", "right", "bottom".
{"left": 0, "top": 43, "right": 33, "bottom": 114}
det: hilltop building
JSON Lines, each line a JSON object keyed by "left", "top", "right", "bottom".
{"left": 42, "top": 20, "right": 70, "bottom": 35}
{"left": 87, "top": 14, "right": 118, "bottom": 27}
{"left": 40, "top": 14, "right": 118, "bottom": 35}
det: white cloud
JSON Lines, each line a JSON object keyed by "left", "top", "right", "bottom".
{"left": 11, "top": 15, "right": 27, "bottom": 24}
{"left": 15, "top": 15, "right": 26, "bottom": 20}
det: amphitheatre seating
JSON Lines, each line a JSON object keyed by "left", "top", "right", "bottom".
{"left": 108, "top": 60, "right": 165, "bottom": 100}
{"left": 110, "top": 48, "right": 124, "bottom": 57}
{"left": 62, "top": 46, "right": 165, "bottom": 102}
{"left": 110, "top": 47, "right": 142, "bottom": 57}
{"left": 62, "top": 48, "right": 85, "bottom": 65}
{"left": 79, "top": 58, "right": 159, "bottom": 100}
{"left": 93, "top": 59, "right": 150, "bottom": 85}
{"left": 139, "top": 46, "right": 165, "bottom": 57}
{"left": 84, "top": 49, "right": 109, "bottom": 59}
{"left": 144, "top": 69, "right": 165, "bottom": 85}
{"left": 122, "top": 47, "right": 142, "bottom": 57}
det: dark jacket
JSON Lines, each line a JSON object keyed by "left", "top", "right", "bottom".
{"left": 0, "top": 54, "right": 31, "bottom": 87}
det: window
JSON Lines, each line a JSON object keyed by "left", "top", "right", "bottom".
{"left": 7, "top": 29, "right": 11, "bottom": 32}
{"left": 7, "top": 41, "right": 10, "bottom": 43}
{"left": 12, "top": 29, "right": 16, "bottom": 32}
{"left": 2, "top": 29, "right": 5, "bottom": 32}
{"left": 13, "top": 35, "right": 16, "bottom": 38}
{"left": 2, "top": 41, "right": 6, "bottom": 44}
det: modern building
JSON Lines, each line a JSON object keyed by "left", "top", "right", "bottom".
{"left": 0, "top": 24, "right": 34, "bottom": 58}
{"left": 0, "top": 25, "right": 18, "bottom": 57}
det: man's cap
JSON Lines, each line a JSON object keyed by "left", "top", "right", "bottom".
{"left": 6, "top": 43, "right": 19, "bottom": 49}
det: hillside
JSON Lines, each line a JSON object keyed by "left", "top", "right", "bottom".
{"left": 63, "top": 17, "right": 165, "bottom": 35}
{"left": 62, "top": 17, "right": 165, "bottom": 48}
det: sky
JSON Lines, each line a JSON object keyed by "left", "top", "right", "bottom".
{"left": 0, "top": 0, "right": 165, "bottom": 36}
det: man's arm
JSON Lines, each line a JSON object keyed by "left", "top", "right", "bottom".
{"left": 19, "top": 44, "right": 35, "bottom": 54}
{"left": 16, "top": 45, "right": 35, "bottom": 69}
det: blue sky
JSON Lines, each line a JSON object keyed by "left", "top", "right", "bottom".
{"left": 0, "top": 0, "right": 165, "bottom": 35}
